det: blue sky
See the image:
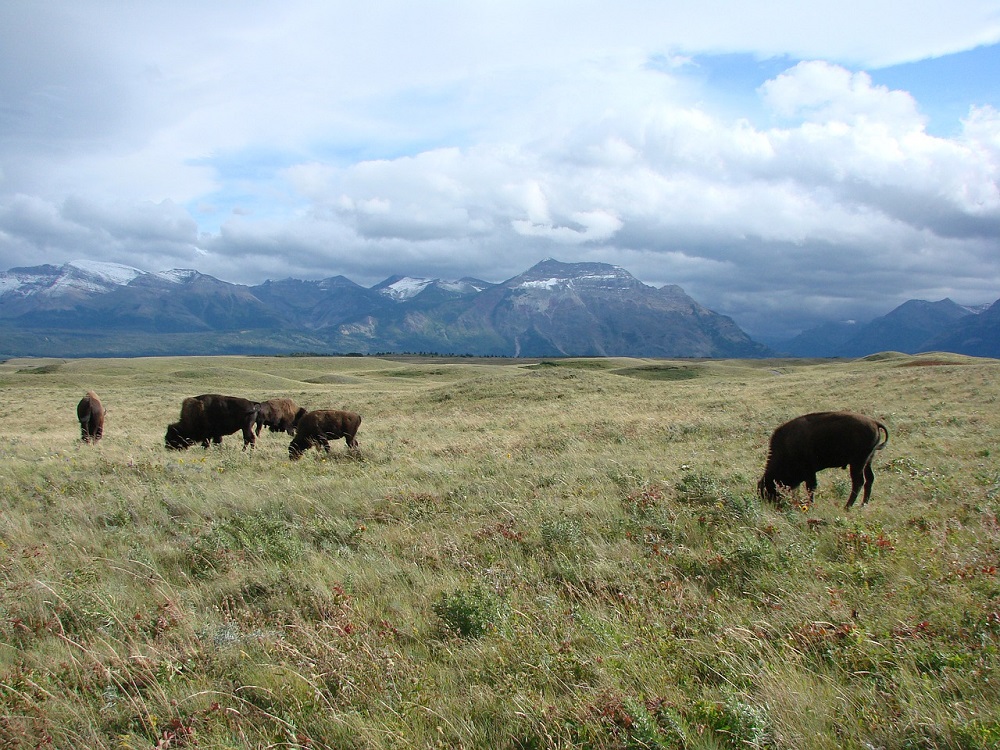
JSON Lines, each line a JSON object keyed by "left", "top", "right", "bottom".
{"left": 872, "top": 44, "right": 1000, "bottom": 135}
{"left": 685, "top": 45, "right": 1000, "bottom": 137}
{"left": 1, "top": 1, "right": 999, "bottom": 340}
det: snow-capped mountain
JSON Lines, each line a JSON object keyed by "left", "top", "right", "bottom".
{"left": 0, "top": 260, "right": 144, "bottom": 299}
{"left": 155, "top": 269, "right": 201, "bottom": 284}
{"left": 3, "top": 258, "right": 997, "bottom": 358}
{"left": 0, "top": 261, "right": 210, "bottom": 300}
{"left": 373, "top": 275, "right": 491, "bottom": 301}
{"left": 0, "top": 258, "right": 765, "bottom": 357}
{"left": 372, "top": 276, "right": 435, "bottom": 301}
{"left": 512, "top": 260, "right": 639, "bottom": 291}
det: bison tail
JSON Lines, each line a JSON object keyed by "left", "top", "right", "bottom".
{"left": 875, "top": 422, "right": 889, "bottom": 450}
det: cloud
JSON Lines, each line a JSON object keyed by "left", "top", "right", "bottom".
{"left": 261, "top": 54, "right": 1000, "bottom": 336}
{"left": 754, "top": 65, "right": 1000, "bottom": 242}
{"left": 0, "top": 194, "right": 203, "bottom": 272}
{"left": 59, "top": 197, "right": 198, "bottom": 243}
{"left": 2, "top": 2, "right": 1000, "bottom": 341}
{"left": 513, "top": 208, "right": 624, "bottom": 244}
{"left": 759, "top": 61, "right": 924, "bottom": 126}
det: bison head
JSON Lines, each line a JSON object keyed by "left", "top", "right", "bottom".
{"left": 165, "top": 424, "right": 193, "bottom": 450}
{"left": 757, "top": 475, "right": 779, "bottom": 503}
{"left": 288, "top": 436, "right": 308, "bottom": 460}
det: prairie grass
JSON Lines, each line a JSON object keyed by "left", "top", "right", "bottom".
{"left": 0, "top": 353, "right": 998, "bottom": 748}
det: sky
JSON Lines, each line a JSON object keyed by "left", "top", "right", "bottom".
{"left": 1, "top": 1, "right": 1000, "bottom": 341}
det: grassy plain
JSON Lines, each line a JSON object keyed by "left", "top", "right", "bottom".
{"left": 0, "top": 352, "right": 998, "bottom": 749}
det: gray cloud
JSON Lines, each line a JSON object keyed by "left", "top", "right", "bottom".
{"left": 1, "top": 2, "right": 999, "bottom": 342}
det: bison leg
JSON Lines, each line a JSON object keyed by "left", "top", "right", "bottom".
{"left": 845, "top": 463, "right": 867, "bottom": 509}
{"left": 241, "top": 427, "right": 256, "bottom": 450}
{"left": 80, "top": 414, "right": 94, "bottom": 442}
{"left": 860, "top": 462, "right": 876, "bottom": 506}
{"left": 804, "top": 474, "right": 818, "bottom": 505}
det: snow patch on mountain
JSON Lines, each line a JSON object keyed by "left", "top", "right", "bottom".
{"left": 518, "top": 272, "right": 624, "bottom": 291}
{"left": 0, "top": 260, "right": 145, "bottom": 298}
{"left": 0, "top": 275, "right": 23, "bottom": 294}
{"left": 520, "top": 277, "right": 566, "bottom": 290}
{"left": 377, "top": 276, "right": 491, "bottom": 301}
{"left": 156, "top": 269, "right": 200, "bottom": 283}
{"left": 439, "top": 279, "right": 488, "bottom": 294}
{"left": 379, "top": 277, "right": 435, "bottom": 301}
{"left": 66, "top": 260, "right": 144, "bottom": 286}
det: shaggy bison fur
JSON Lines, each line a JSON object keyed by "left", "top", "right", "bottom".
{"left": 758, "top": 411, "right": 889, "bottom": 509}
{"left": 77, "top": 391, "right": 105, "bottom": 443}
{"left": 288, "top": 409, "right": 361, "bottom": 460}
{"left": 165, "top": 394, "right": 260, "bottom": 450}
{"left": 255, "top": 397, "right": 308, "bottom": 436}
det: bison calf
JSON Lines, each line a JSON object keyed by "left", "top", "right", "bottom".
{"left": 77, "top": 391, "right": 105, "bottom": 443}
{"left": 255, "top": 397, "right": 308, "bottom": 436}
{"left": 165, "top": 394, "right": 260, "bottom": 451}
{"left": 758, "top": 411, "right": 889, "bottom": 509}
{"left": 288, "top": 409, "right": 361, "bottom": 460}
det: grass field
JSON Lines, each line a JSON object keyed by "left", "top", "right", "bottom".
{"left": 1, "top": 353, "right": 998, "bottom": 749}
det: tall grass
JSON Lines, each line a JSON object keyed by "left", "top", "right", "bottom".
{"left": 0, "top": 353, "right": 998, "bottom": 748}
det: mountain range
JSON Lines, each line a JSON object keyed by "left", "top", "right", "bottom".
{"left": 773, "top": 298, "right": 999, "bottom": 358}
{"left": 1, "top": 259, "right": 997, "bottom": 359}
{"left": 0, "top": 259, "right": 769, "bottom": 358}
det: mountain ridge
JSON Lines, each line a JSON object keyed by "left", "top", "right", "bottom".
{"left": 775, "top": 297, "right": 997, "bottom": 357}
{"left": 2, "top": 259, "right": 998, "bottom": 359}
{"left": 0, "top": 259, "right": 771, "bottom": 358}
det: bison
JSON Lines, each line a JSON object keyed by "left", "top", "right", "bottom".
{"left": 288, "top": 409, "right": 361, "bottom": 460}
{"left": 255, "top": 397, "right": 308, "bottom": 436}
{"left": 165, "top": 394, "right": 260, "bottom": 451}
{"left": 757, "top": 411, "right": 889, "bottom": 509}
{"left": 77, "top": 391, "right": 105, "bottom": 443}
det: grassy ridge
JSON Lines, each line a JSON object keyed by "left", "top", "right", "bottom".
{"left": 0, "top": 354, "right": 998, "bottom": 749}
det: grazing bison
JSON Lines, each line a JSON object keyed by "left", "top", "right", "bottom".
{"left": 77, "top": 391, "right": 105, "bottom": 443}
{"left": 165, "top": 394, "right": 260, "bottom": 450}
{"left": 758, "top": 411, "right": 889, "bottom": 509}
{"left": 255, "top": 398, "right": 308, "bottom": 436}
{"left": 288, "top": 409, "right": 361, "bottom": 460}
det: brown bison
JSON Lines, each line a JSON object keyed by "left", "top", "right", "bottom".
{"left": 165, "top": 394, "right": 260, "bottom": 450}
{"left": 255, "top": 397, "right": 308, "bottom": 436}
{"left": 758, "top": 411, "right": 889, "bottom": 509}
{"left": 288, "top": 409, "right": 361, "bottom": 460}
{"left": 77, "top": 391, "right": 105, "bottom": 443}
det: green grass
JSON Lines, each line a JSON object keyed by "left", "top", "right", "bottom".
{"left": 0, "top": 353, "right": 999, "bottom": 748}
